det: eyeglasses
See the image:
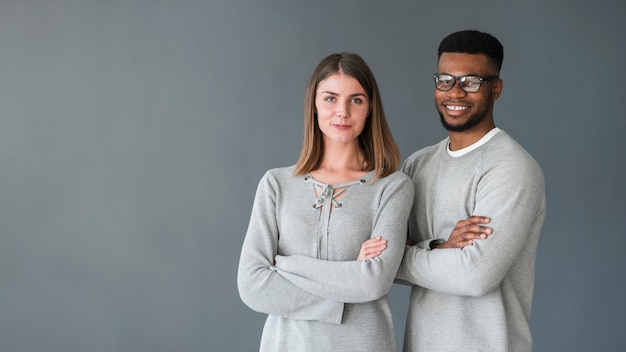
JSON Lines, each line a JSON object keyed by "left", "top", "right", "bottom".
{"left": 433, "top": 73, "right": 499, "bottom": 93}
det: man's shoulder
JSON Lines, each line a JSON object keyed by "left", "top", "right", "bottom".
{"left": 487, "top": 132, "right": 542, "bottom": 167}
{"left": 404, "top": 138, "right": 447, "bottom": 163}
{"left": 483, "top": 132, "right": 544, "bottom": 181}
{"left": 400, "top": 140, "right": 446, "bottom": 179}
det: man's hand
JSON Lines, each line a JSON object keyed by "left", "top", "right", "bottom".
{"left": 357, "top": 236, "right": 387, "bottom": 261}
{"left": 432, "top": 216, "right": 492, "bottom": 249}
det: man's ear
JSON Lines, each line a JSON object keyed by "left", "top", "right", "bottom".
{"left": 492, "top": 79, "right": 503, "bottom": 100}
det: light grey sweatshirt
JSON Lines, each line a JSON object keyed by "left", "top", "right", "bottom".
{"left": 238, "top": 166, "right": 413, "bottom": 352}
{"left": 396, "top": 130, "right": 546, "bottom": 352}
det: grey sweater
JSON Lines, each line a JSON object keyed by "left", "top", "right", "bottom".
{"left": 396, "top": 130, "right": 546, "bottom": 352}
{"left": 238, "top": 166, "right": 413, "bottom": 352}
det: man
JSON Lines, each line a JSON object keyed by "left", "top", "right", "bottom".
{"left": 395, "top": 30, "right": 546, "bottom": 352}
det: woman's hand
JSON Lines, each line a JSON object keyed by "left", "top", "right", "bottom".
{"left": 357, "top": 236, "right": 387, "bottom": 261}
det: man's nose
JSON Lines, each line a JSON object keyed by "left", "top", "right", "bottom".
{"left": 446, "top": 81, "right": 467, "bottom": 98}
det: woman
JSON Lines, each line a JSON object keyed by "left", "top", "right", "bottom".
{"left": 237, "top": 52, "right": 413, "bottom": 351}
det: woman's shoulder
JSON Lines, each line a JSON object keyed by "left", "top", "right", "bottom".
{"left": 265, "top": 165, "right": 296, "bottom": 175}
{"left": 376, "top": 170, "right": 414, "bottom": 188}
{"left": 260, "top": 165, "right": 300, "bottom": 183}
{"left": 370, "top": 171, "right": 414, "bottom": 205}
{"left": 385, "top": 170, "right": 411, "bottom": 181}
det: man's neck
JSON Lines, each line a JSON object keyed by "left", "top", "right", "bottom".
{"left": 448, "top": 122, "right": 496, "bottom": 151}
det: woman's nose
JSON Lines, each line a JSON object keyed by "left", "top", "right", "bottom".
{"left": 336, "top": 101, "right": 349, "bottom": 117}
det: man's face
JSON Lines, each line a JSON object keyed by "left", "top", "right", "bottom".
{"left": 435, "top": 52, "right": 502, "bottom": 132}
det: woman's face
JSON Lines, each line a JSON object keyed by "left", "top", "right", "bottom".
{"left": 315, "top": 73, "right": 370, "bottom": 146}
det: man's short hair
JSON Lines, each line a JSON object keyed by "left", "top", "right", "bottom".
{"left": 438, "top": 30, "right": 504, "bottom": 72}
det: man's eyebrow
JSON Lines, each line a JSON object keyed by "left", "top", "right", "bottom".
{"left": 439, "top": 72, "right": 483, "bottom": 77}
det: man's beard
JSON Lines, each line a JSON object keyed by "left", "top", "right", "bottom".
{"left": 437, "top": 98, "right": 492, "bottom": 132}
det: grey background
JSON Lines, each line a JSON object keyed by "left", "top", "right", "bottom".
{"left": 0, "top": 0, "right": 624, "bottom": 351}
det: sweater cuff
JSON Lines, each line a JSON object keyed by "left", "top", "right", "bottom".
{"left": 416, "top": 239, "right": 446, "bottom": 250}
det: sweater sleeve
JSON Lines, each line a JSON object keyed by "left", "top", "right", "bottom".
{"left": 395, "top": 157, "right": 546, "bottom": 297}
{"left": 273, "top": 175, "right": 414, "bottom": 303}
{"left": 237, "top": 171, "right": 344, "bottom": 324}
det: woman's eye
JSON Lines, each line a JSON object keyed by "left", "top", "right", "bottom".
{"left": 352, "top": 98, "right": 363, "bottom": 104}
{"left": 324, "top": 96, "right": 336, "bottom": 102}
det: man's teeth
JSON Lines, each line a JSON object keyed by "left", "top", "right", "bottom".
{"left": 446, "top": 105, "right": 468, "bottom": 111}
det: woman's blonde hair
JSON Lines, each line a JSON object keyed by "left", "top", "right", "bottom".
{"left": 294, "top": 52, "right": 400, "bottom": 180}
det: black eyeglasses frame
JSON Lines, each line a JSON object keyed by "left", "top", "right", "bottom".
{"left": 433, "top": 73, "right": 499, "bottom": 93}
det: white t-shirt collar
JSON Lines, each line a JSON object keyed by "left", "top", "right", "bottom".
{"left": 447, "top": 127, "right": 501, "bottom": 157}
